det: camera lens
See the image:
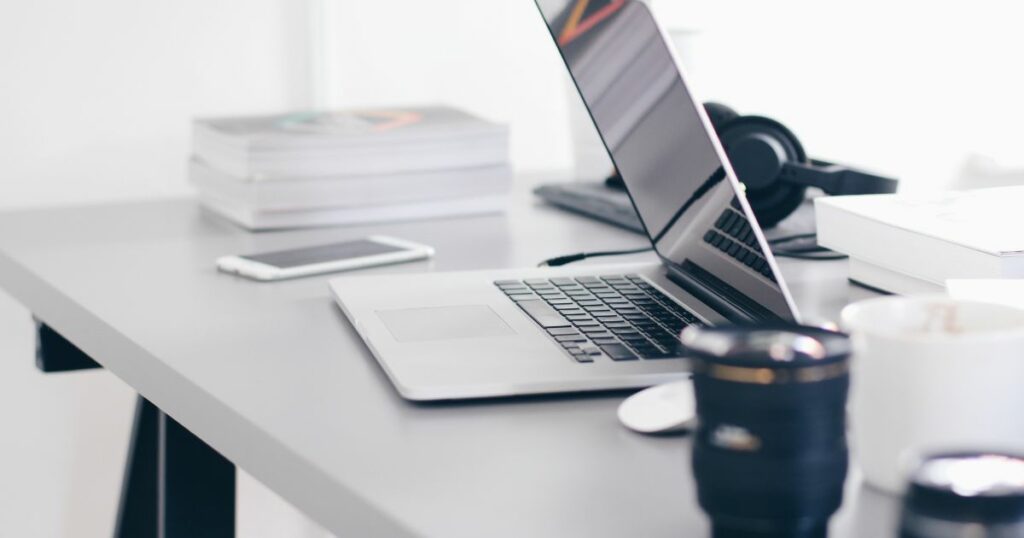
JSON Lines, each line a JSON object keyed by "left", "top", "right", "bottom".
{"left": 681, "top": 325, "right": 851, "bottom": 538}
{"left": 901, "top": 452, "right": 1024, "bottom": 538}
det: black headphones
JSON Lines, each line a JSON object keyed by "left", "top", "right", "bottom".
{"left": 702, "top": 102, "right": 898, "bottom": 227}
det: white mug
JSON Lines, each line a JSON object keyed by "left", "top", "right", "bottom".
{"left": 841, "top": 295, "right": 1024, "bottom": 493}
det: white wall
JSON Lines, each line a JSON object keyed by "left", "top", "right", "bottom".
{"left": 0, "top": 1, "right": 332, "bottom": 537}
{"left": 319, "top": 0, "right": 578, "bottom": 173}
{"left": 660, "top": 0, "right": 1024, "bottom": 191}
{"left": 319, "top": 0, "right": 1024, "bottom": 190}
{"left": 0, "top": 0, "right": 313, "bottom": 210}
{"left": 4, "top": 0, "right": 1023, "bottom": 205}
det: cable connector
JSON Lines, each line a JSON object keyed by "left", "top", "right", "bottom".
{"left": 538, "top": 247, "right": 654, "bottom": 268}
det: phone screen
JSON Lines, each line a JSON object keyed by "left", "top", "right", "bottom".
{"left": 240, "top": 240, "right": 405, "bottom": 269}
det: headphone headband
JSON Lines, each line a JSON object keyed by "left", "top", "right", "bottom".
{"left": 705, "top": 103, "right": 898, "bottom": 227}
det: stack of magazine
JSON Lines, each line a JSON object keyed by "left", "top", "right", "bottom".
{"left": 190, "top": 106, "right": 511, "bottom": 230}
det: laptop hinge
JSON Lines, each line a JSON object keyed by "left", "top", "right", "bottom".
{"left": 665, "top": 261, "right": 783, "bottom": 325}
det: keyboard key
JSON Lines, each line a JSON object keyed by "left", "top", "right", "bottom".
{"left": 573, "top": 354, "right": 595, "bottom": 363}
{"left": 728, "top": 219, "right": 745, "bottom": 238}
{"left": 517, "top": 300, "right": 570, "bottom": 328}
{"left": 723, "top": 211, "right": 739, "bottom": 230}
{"left": 556, "top": 310, "right": 586, "bottom": 319}
{"left": 646, "top": 327, "right": 678, "bottom": 343}
{"left": 600, "top": 344, "right": 638, "bottom": 361}
{"left": 594, "top": 315, "right": 623, "bottom": 323}
{"left": 510, "top": 274, "right": 701, "bottom": 363}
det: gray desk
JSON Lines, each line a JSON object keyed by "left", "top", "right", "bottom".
{"left": 0, "top": 182, "right": 897, "bottom": 537}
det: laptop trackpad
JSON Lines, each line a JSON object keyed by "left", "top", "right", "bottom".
{"left": 376, "top": 305, "right": 515, "bottom": 343}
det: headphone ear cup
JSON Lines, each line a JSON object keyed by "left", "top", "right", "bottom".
{"left": 703, "top": 102, "right": 740, "bottom": 136}
{"left": 717, "top": 116, "right": 807, "bottom": 228}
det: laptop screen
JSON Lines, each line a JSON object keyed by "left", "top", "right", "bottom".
{"left": 534, "top": 0, "right": 798, "bottom": 322}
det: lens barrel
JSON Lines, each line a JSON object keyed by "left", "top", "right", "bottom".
{"left": 901, "top": 452, "right": 1024, "bottom": 538}
{"left": 682, "top": 325, "right": 851, "bottom": 538}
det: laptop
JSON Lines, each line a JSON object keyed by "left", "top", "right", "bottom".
{"left": 329, "top": 0, "right": 801, "bottom": 401}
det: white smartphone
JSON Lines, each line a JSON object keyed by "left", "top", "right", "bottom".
{"left": 216, "top": 235, "right": 434, "bottom": 281}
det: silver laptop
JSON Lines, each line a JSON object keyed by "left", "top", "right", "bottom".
{"left": 329, "top": 0, "right": 800, "bottom": 401}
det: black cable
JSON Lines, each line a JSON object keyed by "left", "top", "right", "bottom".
{"left": 768, "top": 233, "right": 817, "bottom": 245}
{"left": 768, "top": 232, "right": 848, "bottom": 260}
{"left": 538, "top": 247, "right": 654, "bottom": 267}
{"left": 772, "top": 252, "right": 848, "bottom": 261}
{"left": 776, "top": 245, "right": 836, "bottom": 254}
{"left": 537, "top": 233, "right": 846, "bottom": 267}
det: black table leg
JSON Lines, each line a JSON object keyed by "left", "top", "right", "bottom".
{"left": 33, "top": 321, "right": 236, "bottom": 537}
{"left": 113, "top": 399, "right": 237, "bottom": 538}
{"left": 115, "top": 396, "right": 159, "bottom": 538}
{"left": 34, "top": 319, "right": 100, "bottom": 372}
{"left": 158, "top": 411, "right": 236, "bottom": 538}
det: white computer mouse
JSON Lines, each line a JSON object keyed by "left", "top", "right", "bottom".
{"left": 617, "top": 378, "right": 697, "bottom": 434}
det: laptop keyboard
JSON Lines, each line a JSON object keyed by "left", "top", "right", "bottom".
{"left": 494, "top": 274, "right": 703, "bottom": 363}
{"left": 703, "top": 199, "right": 776, "bottom": 282}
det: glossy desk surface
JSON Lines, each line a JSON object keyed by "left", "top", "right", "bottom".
{"left": 0, "top": 181, "right": 895, "bottom": 537}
